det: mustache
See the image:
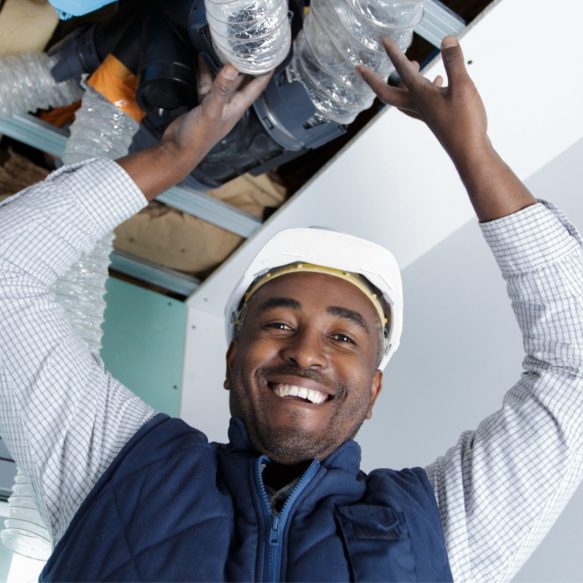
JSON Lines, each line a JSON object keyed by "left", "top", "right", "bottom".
{"left": 259, "top": 364, "right": 343, "bottom": 398}
{"left": 261, "top": 363, "right": 328, "bottom": 383}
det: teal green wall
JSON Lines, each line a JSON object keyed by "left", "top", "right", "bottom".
{"left": 101, "top": 278, "right": 186, "bottom": 417}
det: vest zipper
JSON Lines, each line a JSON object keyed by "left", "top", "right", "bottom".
{"left": 256, "top": 456, "right": 320, "bottom": 582}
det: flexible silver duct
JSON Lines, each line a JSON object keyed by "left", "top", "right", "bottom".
{"left": 0, "top": 53, "right": 81, "bottom": 117}
{"left": 205, "top": 0, "right": 292, "bottom": 74}
{"left": 55, "top": 86, "right": 139, "bottom": 353}
{"left": 287, "top": 0, "right": 425, "bottom": 124}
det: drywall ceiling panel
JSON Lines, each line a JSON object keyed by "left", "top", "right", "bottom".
{"left": 186, "top": 0, "right": 583, "bottom": 318}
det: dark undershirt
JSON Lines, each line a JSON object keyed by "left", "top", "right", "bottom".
{"left": 263, "top": 461, "right": 311, "bottom": 514}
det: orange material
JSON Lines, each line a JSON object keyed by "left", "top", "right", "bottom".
{"left": 88, "top": 54, "right": 145, "bottom": 122}
{"left": 40, "top": 101, "right": 80, "bottom": 127}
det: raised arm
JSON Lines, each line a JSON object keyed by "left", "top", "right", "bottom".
{"left": 0, "top": 65, "right": 270, "bottom": 544}
{"left": 361, "top": 39, "right": 583, "bottom": 580}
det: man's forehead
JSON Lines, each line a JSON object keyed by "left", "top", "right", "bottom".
{"left": 248, "top": 272, "right": 381, "bottom": 320}
{"left": 253, "top": 270, "right": 361, "bottom": 294}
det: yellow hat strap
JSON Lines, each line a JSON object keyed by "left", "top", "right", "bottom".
{"left": 243, "top": 263, "right": 389, "bottom": 328}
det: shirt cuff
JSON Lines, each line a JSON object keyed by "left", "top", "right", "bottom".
{"left": 480, "top": 201, "right": 583, "bottom": 277}
{"left": 47, "top": 158, "right": 148, "bottom": 232}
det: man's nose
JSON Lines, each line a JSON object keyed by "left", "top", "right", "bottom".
{"left": 279, "top": 328, "right": 328, "bottom": 369}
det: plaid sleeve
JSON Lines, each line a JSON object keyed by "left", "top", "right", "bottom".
{"left": 0, "top": 159, "right": 156, "bottom": 543}
{"left": 426, "top": 201, "right": 583, "bottom": 582}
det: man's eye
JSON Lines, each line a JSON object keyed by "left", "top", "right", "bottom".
{"left": 265, "top": 322, "right": 293, "bottom": 331}
{"left": 330, "top": 333, "right": 355, "bottom": 344}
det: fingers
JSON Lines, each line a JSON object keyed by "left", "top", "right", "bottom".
{"left": 400, "top": 61, "right": 420, "bottom": 89}
{"left": 357, "top": 65, "right": 411, "bottom": 110}
{"left": 381, "top": 38, "right": 421, "bottom": 88}
{"left": 208, "top": 65, "right": 272, "bottom": 112}
{"left": 433, "top": 75, "right": 444, "bottom": 87}
{"left": 196, "top": 56, "right": 212, "bottom": 99}
{"left": 440, "top": 36, "right": 468, "bottom": 89}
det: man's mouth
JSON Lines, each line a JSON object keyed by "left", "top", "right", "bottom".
{"left": 270, "top": 383, "right": 329, "bottom": 405}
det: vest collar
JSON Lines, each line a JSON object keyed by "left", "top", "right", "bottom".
{"left": 227, "top": 417, "right": 362, "bottom": 476}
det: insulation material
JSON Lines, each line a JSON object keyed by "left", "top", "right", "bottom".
{"left": 0, "top": 154, "right": 286, "bottom": 276}
{"left": 114, "top": 174, "right": 286, "bottom": 275}
{"left": 0, "top": 137, "right": 285, "bottom": 280}
{"left": 0, "top": 0, "right": 58, "bottom": 57}
{"left": 0, "top": 150, "right": 50, "bottom": 201}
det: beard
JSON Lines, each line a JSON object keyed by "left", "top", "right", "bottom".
{"left": 250, "top": 409, "right": 364, "bottom": 464}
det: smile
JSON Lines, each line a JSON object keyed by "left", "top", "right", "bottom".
{"left": 271, "top": 383, "right": 329, "bottom": 405}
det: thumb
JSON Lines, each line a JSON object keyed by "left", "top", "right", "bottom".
{"left": 233, "top": 70, "right": 272, "bottom": 110}
{"left": 209, "top": 65, "right": 240, "bottom": 104}
{"left": 441, "top": 36, "right": 468, "bottom": 89}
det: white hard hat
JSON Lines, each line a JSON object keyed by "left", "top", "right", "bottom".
{"left": 225, "top": 227, "right": 403, "bottom": 369}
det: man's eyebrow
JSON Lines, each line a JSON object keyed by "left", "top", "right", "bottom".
{"left": 327, "top": 306, "right": 369, "bottom": 333}
{"left": 255, "top": 299, "right": 370, "bottom": 333}
{"left": 257, "top": 297, "right": 302, "bottom": 312}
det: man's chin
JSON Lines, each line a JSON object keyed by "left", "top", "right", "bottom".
{"left": 252, "top": 424, "right": 335, "bottom": 465}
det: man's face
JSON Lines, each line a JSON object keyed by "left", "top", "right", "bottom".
{"left": 224, "top": 272, "right": 383, "bottom": 464}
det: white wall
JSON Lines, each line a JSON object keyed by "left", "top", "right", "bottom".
{"left": 359, "top": 137, "right": 583, "bottom": 582}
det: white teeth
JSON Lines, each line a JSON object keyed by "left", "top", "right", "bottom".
{"left": 308, "top": 389, "right": 326, "bottom": 404}
{"left": 273, "top": 384, "right": 327, "bottom": 404}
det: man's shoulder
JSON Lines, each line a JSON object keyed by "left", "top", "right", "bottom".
{"left": 106, "top": 414, "right": 214, "bottom": 479}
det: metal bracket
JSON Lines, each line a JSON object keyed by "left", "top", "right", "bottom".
{"left": 0, "top": 114, "right": 68, "bottom": 158}
{"left": 110, "top": 251, "right": 199, "bottom": 297}
{"left": 0, "top": 114, "right": 261, "bottom": 238}
{"left": 157, "top": 187, "right": 260, "bottom": 238}
{"left": 415, "top": 0, "right": 466, "bottom": 47}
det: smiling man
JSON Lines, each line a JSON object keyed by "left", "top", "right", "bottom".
{"left": 226, "top": 268, "right": 385, "bottom": 465}
{"left": 1, "top": 37, "right": 583, "bottom": 582}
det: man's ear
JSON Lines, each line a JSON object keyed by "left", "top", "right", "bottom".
{"left": 366, "top": 369, "right": 383, "bottom": 419}
{"left": 224, "top": 340, "right": 238, "bottom": 390}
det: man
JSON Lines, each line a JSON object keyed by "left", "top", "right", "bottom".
{"left": 0, "top": 36, "right": 582, "bottom": 581}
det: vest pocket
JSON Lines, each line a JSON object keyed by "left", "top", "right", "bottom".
{"left": 335, "top": 504, "right": 417, "bottom": 581}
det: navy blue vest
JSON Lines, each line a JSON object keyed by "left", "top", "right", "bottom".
{"left": 41, "top": 415, "right": 452, "bottom": 582}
